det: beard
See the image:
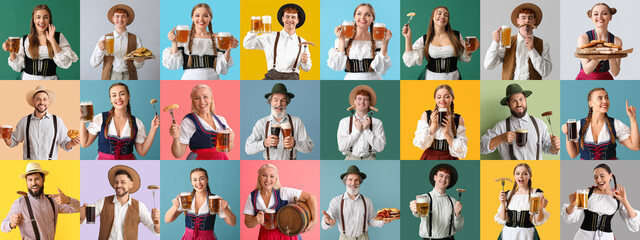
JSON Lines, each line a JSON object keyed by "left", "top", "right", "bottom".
{"left": 345, "top": 185, "right": 360, "bottom": 196}
{"left": 34, "top": 105, "right": 48, "bottom": 114}
{"left": 271, "top": 106, "right": 287, "bottom": 119}
{"left": 28, "top": 185, "right": 44, "bottom": 198}
{"left": 115, "top": 187, "right": 129, "bottom": 197}
{"left": 510, "top": 106, "right": 527, "bottom": 118}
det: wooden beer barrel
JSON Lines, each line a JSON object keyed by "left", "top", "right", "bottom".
{"left": 276, "top": 201, "right": 311, "bottom": 236}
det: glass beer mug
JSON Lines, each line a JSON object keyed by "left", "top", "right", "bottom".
{"left": 373, "top": 23, "right": 386, "bottom": 41}
{"left": 251, "top": 16, "right": 262, "bottom": 33}
{"left": 216, "top": 129, "right": 231, "bottom": 152}
{"left": 176, "top": 25, "right": 190, "bottom": 47}
{"left": 341, "top": 21, "right": 355, "bottom": 39}
{"left": 80, "top": 101, "right": 94, "bottom": 123}
{"left": 501, "top": 25, "right": 511, "bottom": 48}
{"left": 576, "top": 189, "right": 588, "bottom": 210}
{"left": 217, "top": 32, "right": 232, "bottom": 50}
{"left": 105, "top": 36, "right": 114, "bottom": 55}
{"left": 179, "top": 192, "right": 193, "bottom": 211}
{"left": 262, "top": 16, "right": 272, "bottom": 33}
{"left": 416, "top": 195, "right": 429, "bottom": 217}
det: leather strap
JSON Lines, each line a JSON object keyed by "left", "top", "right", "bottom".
{"left": 292, "top": 36, "right": 302, "bottom": 71}
{"left": 340, "top": 194, "right": 367, "bottom": 235}
{"left": 506, "top": 116, "right": 540, "bottom": 160}
{"left": 23, "top": 195, "right": 56, "bottom": 240}
{"left": 272, "top": 32, "right": 280, "bottom": 68}
{"left": 348, "top": 115, "right": 372, "bottom": 153}
{"left": 49, "top": 115, "right": 58, "bottom": 160}
{"left": 26, "top": 114, "right": 32, "bottom": 159}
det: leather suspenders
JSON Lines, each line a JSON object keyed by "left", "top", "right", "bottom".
{"left": 348, "top": 115, "right": 373, "bottom": 153}
{"left": 23, "top": 195, "right": 56, "bottom": 240}
{"left": 340, "top": 194, "right": 367, "bottom": 235}
{"left": 25, "top": 114, "right": 58, "bottom": 160}
{"left": 506, "top": 116, "right": 540, "bottom": 160}
{"left": 426, "top": 193, "right": 455, "bottom": 238}
{"left": 272, "top": 32, "right": 303, "bottom": 72}
{"left": 264, "top": 114, "right": 295, "bottom": 160}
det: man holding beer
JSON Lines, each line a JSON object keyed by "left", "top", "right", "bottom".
{"left": 242, "top": 3, "right": 311, "bottom": 80}
{"left": 3, "top": 85, "right": 80, "bottom": 160}
{"left": 80, "top": 165, "right": 160, "bottom": 239}
{"left": 337, "top": 85, "right": 386, "bottom": 160}
{"left": 1, "top": 162, "right": 80, "bottom": 240}
{"left": 245, "top": 83, "right": 314, "bottom": 160}
{"left": 90, "top": 4, "right": 146, "bottom": 80}
{"left": 483, "top": 3, "right": 552, "bottom": 80}
{"left": 409, "top": 163, "right": 463, "bottom": 240}
{"left": 480, "top": 83, "right": 560, "bottom": 160}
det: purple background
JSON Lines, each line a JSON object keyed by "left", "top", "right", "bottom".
{"left": 80, "top": 160, "right": 161, "bottom": 240}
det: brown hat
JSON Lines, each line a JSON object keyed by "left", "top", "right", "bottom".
{"left": 108, "top": 165, "right": 141, "bottom": 194}
{"left": 107, "top": 4, "right": 135, "bottom": 26}
{"left": 349, "top": 85, "right": 377, "bottom": 108}
{"left": 25, "top": 85, "right": 56, "bottom": 108}
{"left": 511, "top": 3, "right": 543, "bottom": 27}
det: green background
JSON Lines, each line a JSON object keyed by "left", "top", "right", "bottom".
{"left": 0, "top": 0, "right": 80, "bottom": 80}
{"left": 399, "top": 0, "right": 481, "bottom": 80}
{"left": 320, "top": 81, "right": 400, "bottom": 160}
{"left": 480, "top": 81, "right": 561, "bottom": 160}
{"left": 400, "top": 160, "right": 480, "bottom": 239}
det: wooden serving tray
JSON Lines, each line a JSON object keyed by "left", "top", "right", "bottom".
{"left": 123, "top": 55, "right": 156, "bottom": 61}
{"left": 575, "top": 48, "right": 633, "bottom": 60}
{"left": 373, "top": 216, "right": 400, "bottom": 221}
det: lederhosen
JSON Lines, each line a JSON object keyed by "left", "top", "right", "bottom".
{"left": 576, "top": 30, "right": 615, "bottom": 80}
{"left": 21, "top": 32, "right": 61, "bottom": 78}
{"left": 250, "top": 189, "right": 298, "bottom": 240}
{"left": 183, "top": 193, "right": 218, "bottom": 240}
{"left": 417, "top": 31, "right": 462, "bottom": 80}
{"left": 497, "top": 189, "right": 542, "bottom": 240}
{"left": 420, "top": 110, "right": 460, "bottom": 160}
{"left": 347, "top": 115, "right": 374, "bottom": 159}
{"left": 185, "top": 113, "right": 229, "bottom": 160}
{"left": 25, "top": 113, "right": 58, "bottom": 160}
{"left": 505, "top": 116, "right": 540, "bottom": 160}
{"left": 264, "top": 114, "right": 295, "bottom": 160}
{"left": 178, "top": 46, "right": 225, "bottom": 70}
{"left": 97, "top": 112, "right": 137, "bottom": 160}
{"left": 578, "top": 117, "right": 618, "bottom": 160}
{"left": 340, "top": 194, "right": 367, "bottom": 238}
{"left": 344, "top": 47, "right": 380, "bottom": 73}
{"left": 579, "top": 187, "right": 620, "bottom": 234}
{"left": 23, "top": 195, "right": 56, "bottom": 240}
{"left": 263, "top": 32, "right": 302, "bottom": 80}
{"left": 101, "top": 32, "right": 138, "bottom": 80}
{"left": 423, "top": 193, "right": 456, "bottom": 240}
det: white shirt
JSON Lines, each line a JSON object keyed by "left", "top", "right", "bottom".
{"left": 321, "top": 192, "right": 384, "bottom": 238}
{"left": 179, "top": 114, "right": 231, "bottom": 145}
{"left": 413, "top": 190, "right": 464, "bottom": 239}
{"left": 186, "top": 196, "right": 226, "bottom": 219}
{"left": 9, "top": 111, "right": 73, "bottom": 160}
{"left": 413, "top": 117, "right": 468, "bottom": 159}
{"left": 8, "top": 33, "right": 78, "bottom": 80}
{"left": 327, "top": 39, "right": 391, "bottom": 80}
{"left": 243, "top": 30, "right": 311, "bottom": 73}
{"left": 561, "top": 192, "right": 640, "bottom": 240}
{"left": 337, "top": 115, "right": 385, "bottom": 158}
{"left": 86, "top": 113, "right": 147, "bottom": 144}
{"left": 484, "top": 32, "right": 552, "bottom": 80}
{"left": 480, "top": 113, "right": 556, "bottom": 160}
{"left": 243, "top": 187, "right": 302, "bottom": 215}
{"left": 495, "top": 190, "right": 549, "bottom": 240}
{"left": 403, "top": 33, "right": 471, "bottom": 80}
{"left": 244, "top": 114, "right": 314, "bottom": 160}
{"left": 88, "top": 196, "right": 159, "bottom": 239}
{"left": 90, "top": 31, "right": 144, "bottom": 72}
{"left": 162, "top": 38, "right": 233, "bottom": 80}
{"left": 574, "top": 118, "right": 631, "bottom": 144}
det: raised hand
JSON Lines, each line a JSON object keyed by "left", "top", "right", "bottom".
{"left": 626, "top": 100, "right": 636, "bottom": 120}
{"left": 50, "top": 188, "right": 70, "bottom": 205}
{"left": 322, "top": 210, "right": 336, "bottom": 225}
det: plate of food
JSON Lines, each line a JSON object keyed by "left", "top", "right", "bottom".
{"left": 575, "top": 40, "right": 633, "bottom": 59}
{"left": 373, "top": 208, "right": 400, "bottom": 221}
{"left": 124, "top": 47, "right": 155, "bottom": 61}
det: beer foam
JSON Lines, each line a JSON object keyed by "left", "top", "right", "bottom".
{"left": 86, "top": 204, "right": 96, "bottom": 207}
{"left": 374, "top": 23, "right": 385, "bottom": 27}
{"left": 530, "top": 192, "right": 542, "bottom": 198}
{"left": 9, "top": 37, "right": 20, "bottom": 39}
{"left": 105, "top": 36, "right": 114, "bottom": 39}
{"left": 501, "top": 25, "right": 511, "bottom": 29}
{"left": 280, "top": 122, "right": 291, "bottom": 129}
{"left": 80, "top": 101, "right": 92, "bottom": 105}
{"left": 176, "top": 25, "right": 189, "bottom": 30}
{"left": 251, "top": 16, "right": 261, "bottom": 20}
{"left": 264, "top": 208, "right": 275, "bottom": 214}
{"left": 416, "top": 197, "right": 428, "bottom": 203}
{"left": 438, "top": 108, "right": 448, "bottom": 112}
{"left": 209, "top": 195, "right": 220, "bottom": 199}
{"left": 262, "top": 16, "right": 272, "bottom": 23}
{"left": 568, "top": 119, "right": 577, "bottom": 123}
{"left": 2, "top": 125, "right": 12, "bottom": 128}
{"left": 342, "top": 20, "right": 355, "bottom": 25}
{"left": 466, "top": 36, "right": 477, "bottom": 39}
{"left": 516, "top": 129, "right": 528, "bottom": 133}
{"left": 218, "top": 32, "right": 231, "bottom": 37}
{"left": 180, "top": 192, "right": 191, "bottom": 196}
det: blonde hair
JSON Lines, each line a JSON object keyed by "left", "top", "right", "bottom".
{"left": 254, "top": 164, "right": 281, "bottom": 191}
{"left": 190, "top": 84, "right": 216, "bottom": 114}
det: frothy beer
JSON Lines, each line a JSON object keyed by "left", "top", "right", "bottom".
{"left": 280, "top": 122, "right": 292, "bottom": 149}
{"left": 416, "top": 195, "right": 429, "bottom": 217}
{"left": 179, "top": 192, "right": 193, "bottom": 210}
{"left": 263, "top": 208, "right": 276, "bottom": 230}
{"left": 341, "top": 21, "right": 355, "bottom": 39}
{"left": 516, "top": 129, "right": 528, "bottom": 148}
{"left": 567, "top": 119, "right": 578, "bottom": 142}
{"left": 7, "top": 37, "right": 20, "bottom": 53}
{"left": 529, "top": 192, "right": 542, "bottom": 213}
{"left": 465, "top": 36, "right": 479, "bottom": 52}
{"left": 251, "top": 16, "right": 262, "bottom": 33}
{"left": 105, "top": 36, "right": 114, "bottom": 55}
{"left": 80, "top": 101, "right": 94, "bottom": 123}
{"left": 209, "top": 195, "right": 221, "bottom": 214}
{"left": 576, "top": 189, "right": 588, "bottom": 210}
{"left": 86, "top": 204, "right": 96, "bottom": 224}
{"left": 373, "top": 23, "right": 386, "bottom": 41}
{"left": 176, "top": 25, "right": 190, "bottom": 43}
{"left": 438, "top": 108, "right": 448, "bottom": 127}
{"left": 501, "top": 25, "right": 511, "bottom": 48}
{"left": 262, "top": 16, "right": 272, "bottom": 33}
{"left": 1, "top": 125, "right": 12, "bottom": 139}
{"left": 217, "top": 32, "right": 232, "bottom": 50}
{"left": 216, "top": 129, "right": 231, "bottom": 152}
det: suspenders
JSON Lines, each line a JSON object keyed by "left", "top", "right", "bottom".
{"left": 272, "top": 32, "right": 303, "bottom": 72}
{"left": 340, "top": 194, "right": 367, "bottom": 235}
{"left": 264, "top": 114, "right": 295, "bottom": 160}
{"left": 23, "top": 195, "right": 56, "bottom": 240}
{"left": 25, "top": 114, "right": 58, "bottom": 160}
{"left": 505, "top": 116, "right": 540, "bottom": 160}
{"left": 426, "top": 193, "right": 455, "bottom": 238}
{"left": 348, "top": 115, "right": 373, "bottom": 154}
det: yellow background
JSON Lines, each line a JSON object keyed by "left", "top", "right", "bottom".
{"left": 0, "top": 160, "right": 80, "bottom": 239}
{"left": 240, "top": 0, "right": 320, "bottom": 80}
{"left": 480, "top": 160, "right": 561, "bottom": 240}
{"left": 400, "top": 80, "right": 481, "bottom": 160}
{"left": 0, "top": 81, "right": 80, "bottom": 160}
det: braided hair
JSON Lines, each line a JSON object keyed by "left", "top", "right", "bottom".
{"left": 186, "top": 3, "right": 218, "bottom": 69}
{"left": 345, "top": 3, "right": 376, "bottom": 72}
{"left": 423, "top": 6, "right": 464, "bottom": 60}
{"left": 505, "top": 163, "right": 533, "bottom": 221}
{"left": 190, "top": 167, "right": 212, "bottom": 197}
{"left": 432, "top": 84, "right": 458, "bottom": 138}
{"left": 580, "top": 88, "right": 615, "bottom": 149}
{"left": 104, "top": 83, "right": 134, "bottom": 139}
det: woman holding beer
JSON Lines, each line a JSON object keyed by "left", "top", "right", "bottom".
{"left": 165, "top": 167, "right": 237, "bottom": 239}
{"left": 575, "top": 3, "right": 623, "bottom": 80}
{"left": 169, "top": 84, "right": 234, "bottom": 160}
{"left": 1, "top": 4, "right": 78, "bottom": 80}
{"left": 162, "top": 3, "right": 238, "bottom": 80}
{"left": 496, "top": 163, "right": 549, "bottom": 240}
{"left": 243, "top": 163, "right": 317, "bottom": 239}
{"left": 561, "top": 163, "right": 640, "bottom": 239}
{"left": 402, "top": 6, "right": 475, "bottom": 80}
{"left": 79, "top": 82, "right": 160, "bottom": 160}
{"left": 561, "top": 88, "right": 639, "bottom": 160}
{"left": 326, "top": 3, "right": 392, "bottom": 80}
{"left": 413, "top": 85, "right": 467, "bottom": 160}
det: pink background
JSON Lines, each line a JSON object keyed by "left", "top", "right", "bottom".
{"left": 240, "top": 160, "right": 321, "bottom": 240}
{"left": 159, "top": 81, "right": 241, "bottom": 160}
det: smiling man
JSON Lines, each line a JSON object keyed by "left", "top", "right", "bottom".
{"left": 3, "top": 85, "right": 79, "bottom": 160}
{"left": 337, "top": 85, "right": 386, "bottom": 160}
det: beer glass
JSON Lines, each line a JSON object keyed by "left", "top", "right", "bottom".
{"left": 105, "top": 36, "right": 114, "bottom": 55}
{"left": 1, "top": 125, "right": 12, "bottom": 139}
{"left": 251, "top": 16, "right": 262, "bottom": 33}
{"left": 373, "top": 23, "right": 386, "bottom": 41}
{"left": 341, "top": 21, "right": 355, "bottom": 39}
{"left": 270, "top": 125, "right": 281, "bottom": 150}
{"left": 262, "top": 16, "right": 272, "bottom": 33}
{"left": 216, "top": 129, "right": 230, "bottom": 152}
{"left": 86, "top": 204, "right": 96, "bottom": 224}
{"left": 280, "top": 122, "right": 292, "bottom": 149}
{"left": 438, "top": 108, "right": 448, "bottom": 127}
{"left": 500, "top": 25, "right": 511, "bottom": 48}
{"left": 576, "top": 189, "right": 588, "bottom": 210}
{"left": 416, "top": 195, "right": 430, "bottom": 217}
{"left": 80, "top": 101, "right": 94, "bottom": 123}
{"left": 217, "top": 32, "right": 232, "bottom": 50}
{"left": 529, "top": 192, "right": 542, "bottom": 213}
{"left": 465, "top": 36, "right": 479, "bottom": 52}
{"left": 263, "top": 208, "right": 276, "bottom": 230}
{"left": 516, "top": 129, "right": 528, "bottom": 148}
{"left": 7, "top": 37, "right": 20, "bottom": 53}
{"left": 208, "top": 195, "right": 221, "bottom": 214}
{"left": 179, "top": 192, "right": 192, "bottom": 211}
{"left": 176, "top": 25, "right": 190, "bottom": 46}
{"left": 567, "top": 119, "right": 578, "bottom": 142}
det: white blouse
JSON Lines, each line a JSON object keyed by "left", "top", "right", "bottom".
{"left": 402, "top": 33, "right": 471, "bottom": 80}
{"left": 242, "top": 187, "right": 302, "bottom": 215}
{"left": 179, "top": 114, "right": 231, "bottom": 145}
{"left": 495, "top": 190, "right": 550, "bottom": 240}
{"left": 413, "top": 117, "right": 468, "bottom": 159}
{"left": 87, "top": 113, "right": 147, "bottom": 143}
{"left": 186, "top": 195, "right": 226, "bottom": 219}
{"left": 162, "top": 38, "right": 233, "bottom": 80}
{"left": 8, "top": 33, "right": 78, "bottom": 80}
{"left": 574, "top": 118, "right": 631, "bottom": 144}
{"left": 327, "top": 39, "right": 391, "bottom": 80}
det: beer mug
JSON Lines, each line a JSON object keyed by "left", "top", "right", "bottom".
{"left": 529, "top": 192, "right": 542, "bottom": 213}
{"left": 1, "top": 125, "right": 12, "bottom": 139}
{"left": 7, "top": 37, "right": 20, "bottom": 53}
{"left": 438, "top": 108, "right": 448, "bottom": 127}
{"left": 178, "top": 192, "right": 193, "bottom": 211}
{"left": 270, "top": 124, "right": 281, "bottom": 150}
{"left": 80, "top": 101, "right": 94, "bottom": 123}
{"left": 416, "top": 195, "right": 430, "bottom": 217}
{"left": 516, "top": 128, "right": 528, "bottom": 148}
{"left": 373, "top": 23, "right": 386, "bottom": 41}
{"left": 217, "top": 32, "right": 232, "bottom": 50}
{"left": 567, "top": 119, "right": 578, "bottom": 142}
{"left": 208, "top": 195, "right": 221, "bottom": 214}
{"left": 263, "top": 208, "right": 277, "bottom": 230}
{"left": 465, "top": 36, "right": 479, "bottom": 52}
{"left": 176, "top": 25, "right": 190, "bottom": 46}
{"left": 262, "top": 16, "right": 272, "bottom": 33}
{"left": 576, "top": 189, "right": 588, "bottom": 210}
{"left": 280, "top": 122, "right": 292, "bottom": 149}
{"left": 341, "top": 21, "right": 355, "bottom": 39}
{"left": 105, "top": 36, "right": 114, "bottom": 55}
{"left": 216, "top": 129, "right": 231, "bottom": 152}
{"left": 500, "top": 25, "right": 511, "bottom": 48}
{"left": 86, "top": 204, "right": 96, "bottom": 224}
{"left": 251, "top": 16, "right": 262, "bottom": 33}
